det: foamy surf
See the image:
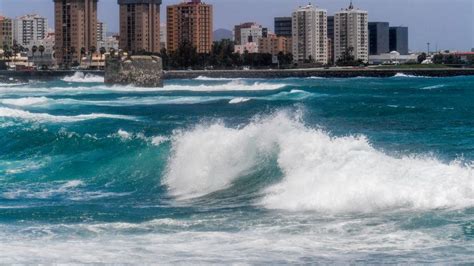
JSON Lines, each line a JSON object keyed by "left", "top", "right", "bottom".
{"left": 165, "top": 112, "right": 474, "bottom": 212}
{"left": 61, "top": 72, "right": 104, "bottom": 83}
{"left": 0, "top": 107, "right": 135, "bottom": 123}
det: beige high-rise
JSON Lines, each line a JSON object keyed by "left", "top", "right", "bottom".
{"left": 54, "top": 0, "right": 98, "bottom": 67}
{"left": 292, "top": 4, "right": 328, "bottom": 64}
{"left": 0, "top": 16, "right": 13, "bottom": 48}
{"left": 334, "top": 2, "right": 368, "bottom": 62}
{"left": 167, "top": 0, "right": 213, "bottom": 54}
{"left": 118, "top": 0, "right": 161, "bottom": 54}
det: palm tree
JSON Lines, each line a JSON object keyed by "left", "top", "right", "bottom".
{"left": 32, "top": 45, "right": 38, "bottom": 58}
{"left": 99, "top": 47, "right": 106, "bottom": 60}
{"left": 12, "top": 43, "right": 20, "bottom": 64}
{"left": 80, "top": 47, "right": 86, "bottom": 66}
{"left": 38, "top": 45, "right": 45, "bottom": 57}
{"left": 89, "top": 46, "right": 96, "bottom": 68}
{"left": 109, "top": 48, "right": 116, "bottom": 57}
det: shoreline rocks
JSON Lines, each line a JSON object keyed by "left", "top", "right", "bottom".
{"left": 105, "top": 55, "right": 163, "bottom": 87}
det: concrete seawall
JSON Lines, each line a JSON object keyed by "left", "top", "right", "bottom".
{"left": 1, "top": 68, "right": 474, "bottom": 82}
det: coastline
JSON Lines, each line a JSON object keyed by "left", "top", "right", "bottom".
{"left": 1, "top": 68, "right": 474, "bottom": 81}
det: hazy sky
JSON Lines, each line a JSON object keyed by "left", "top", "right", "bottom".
{"left": 1, "top": 0, "right": 473, "bottom": 52}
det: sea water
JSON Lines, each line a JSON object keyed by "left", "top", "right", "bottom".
{"left": 0, "top": 73, "right": 473, "bottom": 263}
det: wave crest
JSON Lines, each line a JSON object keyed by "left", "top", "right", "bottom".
{"left": 62, "top": 72, "right": 104, "bottom": 83}
{"left": 164, "top": 112, "right": 474, "bottom": 212}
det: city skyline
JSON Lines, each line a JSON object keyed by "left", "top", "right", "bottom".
{"left": 0, "top": 0, "right": 473, "bottom": 52}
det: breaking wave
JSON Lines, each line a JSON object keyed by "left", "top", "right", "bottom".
{"left": 62, "top": 72, "right": 104, "bottom": 83}
{"left": 164, "top": 112, "right": 474, "bottom": 212}
{"left": 0, "top": 107, "right": 135, "bottom": 123}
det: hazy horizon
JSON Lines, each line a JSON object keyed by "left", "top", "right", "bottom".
{"left": 1, "top": 0, "right": 473, "bottom": 52}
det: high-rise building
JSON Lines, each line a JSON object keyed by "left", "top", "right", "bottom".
{"left": 97, "top": 21, "right": 107, "bottom": 48}
{"left": 160, "top": 23, "right": 167, "bottom": 49}
{"left": 327, "top": 16, "right": 334, "bottom": 64}
{"left": 233, "top": 22, "right": 254, "bottom": 45}
{"left": 13, "top": 14, "right": 47, "bottom": 47}
{"left": 389, "top": 26, "right": 408, "bottom": 55}
{"left": 54, "top": 0, "right": 98, "bottom": 67}
{"left": 292, "top": 4, "right": 328, "bottom": 64}
{"left": 167, "top": 0, "right": 213, "bottom": 54}
{"left": 274, "top": 17, "right": 292, "bottom": 38}
{"left": 0, "top": 16, "right": 14, "bottom": 48}
{"left": 368, "top": 22, "right": 389, "bottom": 55}
{"left": 118, "top": 0, "right": 161, "bottom": 54}
{"left": 258, "top": 33, "right": 291, "bottom": 55}
{"left": 334, "top": 1, "right": 369, "bottom": 63}
{"left": 234, "top": 23, "right": 267, "bottom": 54}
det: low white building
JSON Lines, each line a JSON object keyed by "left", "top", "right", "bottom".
{"left": 27, "top": 32, "right": 55, "bottom": 67}
{"left": 97, "top": 36, "right": 119, "bottom": 51}
{"left": 369, "top": 51, "right": 418, "bottom": 65}
{"left": 234, "top": 42, "right": 259, "bottom": 54}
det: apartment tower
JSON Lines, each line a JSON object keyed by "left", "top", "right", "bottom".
{"left": 13, "top": 14, "right": 48, "bottom": 46}
{"left": 118, "top": 0, "right": 161, "bottom": 54}
{"left": 167, "top": 0, "right": 213, "bottom": 53}
{"left": 54, "top": 0, "right": 98, "bottom": 67}
{"left": 292, "top": 4, "right": 328, "bottom": 64}
{"left": 0, "top": 16, "right": 13, "bottom": 48}
{"left": 334, "top": 1, "right": 369, "bottom": 62}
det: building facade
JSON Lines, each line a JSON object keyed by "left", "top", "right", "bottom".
{"left": 389, "top": 26, "right": 408, "bottom": 55}
{"left": 27, "top": 32, "right": 56, "bottom": 67}
{"left": 334, "top": 2, "right": 368, "bottom": 63}
{"left": 0, "top": 16, "right": 14, "bottom": 48}
{"left": 54, "top": 0, "right": 98, "bottom": 67}
{"left": 258, "top": 33, "right": 291, "bottom": 55}
{"left": 97, "top": 21, "right": 107, "bottom": 48}
{"left": 167, "top": 0, "right": 213, "bottom": 54}
{"left": 160, "top": 23, "right": 167, "bottom": 49}
{"left": 274, "top": 17, "right": 292, "bottom": 38}
{"left": 368, "top": 22, "right": 389, "bottom": 55}
{"left": 13, "top": 14, "right": 48, "bottom": 46}
{"left": 292, "top": 4, "right": 328, "bottom": 64}
{"left": 118, "top": 0, "right": 161, "bottom": 54}
{"left": 327, "top": 16, "right": 334, "bottom": 64}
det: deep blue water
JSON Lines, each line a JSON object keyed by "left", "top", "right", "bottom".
{"left": 0, "top": 73, "right": 473, "bottom": 263}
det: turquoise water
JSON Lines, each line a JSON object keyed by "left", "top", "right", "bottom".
{"left": 0, "top": 73, "right": 473, "bottom": 263}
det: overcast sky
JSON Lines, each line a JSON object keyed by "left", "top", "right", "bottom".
{"left": 1, "top": 0, "right": 473, "bottom": 52}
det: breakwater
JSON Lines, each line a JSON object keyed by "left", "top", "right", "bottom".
{"left": 2, "top": 68, "right": 474, "bottom": 81}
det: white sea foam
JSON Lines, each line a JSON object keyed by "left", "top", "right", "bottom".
{"left": 194, "top": 76, "right": 237, "bottom": 81}
{"left": 0, "top": 97, "right": 49, "bottom": 106}
{"left": 420, "top": 84, "right": 446, "bottom": 90}
{"left": 229, "top": 97, "right": 251, "bottom": 104}
{"left": 61, "top": 72, "right": 104, "bottom": 83}
{"left": 165, "top": 112, "right": 474, "bottom": 212}
{"left": 0, "top": 107, "right": 135, "bottom": 123}
{"left": 162, "top": 80, "right": 287, "bottom": 91}
{"left": 393, "top": 73, "right": 419, "bottom": 78}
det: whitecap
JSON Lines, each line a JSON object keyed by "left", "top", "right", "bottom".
{"left": 0, "top": 107, "right": 135, "bottom": 123}
{"left": 164, "top": 111, "right": 474, "bottom": 212}
{"left": 61, "top": 72, "right": 104, "bottom": 83}
{"left": 229, "top": 97, "right": 250, "bottom": 104}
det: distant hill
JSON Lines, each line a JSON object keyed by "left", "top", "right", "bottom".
{"left": 213, "top": 29, "right": 233, "bottom": 41}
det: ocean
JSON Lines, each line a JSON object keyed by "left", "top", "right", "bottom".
{"left": 0, "top": 72, "right": 473, "bottom": 263}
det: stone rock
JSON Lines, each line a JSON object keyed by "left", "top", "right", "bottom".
{"left": 105, "top": 55, "right": 163, "bottom": 87}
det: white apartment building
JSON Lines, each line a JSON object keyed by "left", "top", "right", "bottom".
{"left": 292, "top": 4, "right": 328, "bottom": 64}
{"left": 334, "top": 2, "right": 368, "bottom": 63}
{"left": 97, "top": 21, "right": 107, "bottom": 48}
{"left": 13, "top": 14, "right": 47, "bottom": 46}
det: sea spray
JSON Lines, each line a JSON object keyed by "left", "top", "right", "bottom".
{"left": 165, "top": 112, "right": 474, "bottom": 212}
